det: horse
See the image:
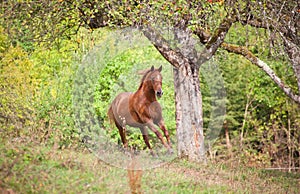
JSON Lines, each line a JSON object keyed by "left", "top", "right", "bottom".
{"left": 107, "top": 65, "right": 173, "bottom": 155}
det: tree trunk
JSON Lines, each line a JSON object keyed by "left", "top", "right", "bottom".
{"left": 173, "top": 64, "right": 205, "bottom": 162}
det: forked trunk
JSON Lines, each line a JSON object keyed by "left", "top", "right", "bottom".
{"left": 141, "top": 26, "right": 207, "bottom": 161}
{"left": 173, "top": 64, "right": 206, "bottom": 162}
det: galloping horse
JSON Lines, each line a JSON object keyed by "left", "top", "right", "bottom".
{"left": 107, "top": 65, "right": 173, "bottom": 155}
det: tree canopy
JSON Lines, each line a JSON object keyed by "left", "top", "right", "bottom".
{"left": 2, "top": 0, "right": 299, "bottom": 103}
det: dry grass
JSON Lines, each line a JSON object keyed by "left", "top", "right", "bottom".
{"left": 0, "top": 138, "right": 299, "bottom": 194}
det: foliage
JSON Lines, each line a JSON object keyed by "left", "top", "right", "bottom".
{"left": 0, "top": 26, "right": 80, "bottom": 147}
{"left": 211, "top": 53, "right": 300, "bottom": 168}
{"left": 0, "top": 0, "right": 80, "bottom": 50}
{"left": 0, "top": 30, "right": 38, "bottom": 138}
{"left": 30, "top": 42, "right": 80, "bottom": 148}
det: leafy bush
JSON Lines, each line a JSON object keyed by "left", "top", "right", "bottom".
{"left": 30, "top": 42, "right": 79, "bottom": 148}
{"left": 0, "top": 34, "right": 38, "bottom": 138}
{"left": 0, "top": 25, "right": 80, "bottom": 147}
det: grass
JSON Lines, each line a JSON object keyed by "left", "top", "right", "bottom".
{"left": 1, "top": 138, "right": 299, "bottom": 194}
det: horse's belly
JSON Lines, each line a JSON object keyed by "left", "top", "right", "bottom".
{"left": 121, "top": 108, "right": 144, "bottom": 128}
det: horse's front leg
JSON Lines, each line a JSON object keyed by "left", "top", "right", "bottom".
{"left": 158, "top": 120, "right": 172, "bottom": 148}
{"left": 146, "top": 122, "right": 172, "bottom": 154}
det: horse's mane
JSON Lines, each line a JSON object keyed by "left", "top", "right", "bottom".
{"left": 138, "top": 68, "right": 153, "bottom": 89}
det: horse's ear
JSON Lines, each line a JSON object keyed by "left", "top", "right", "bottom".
{"left": 150, "top": 65, "right": 155, "bottom": 71}
{"left": 158, "top": 65, "right": 162, "bottom": 72}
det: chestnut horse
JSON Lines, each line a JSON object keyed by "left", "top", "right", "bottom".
{"left": 107, "top": 65, "right": 173, "bottom": 155}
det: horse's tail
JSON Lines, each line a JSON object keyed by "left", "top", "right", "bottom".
{"left": 107, "top": 105, "right": 115, "bottom": 129}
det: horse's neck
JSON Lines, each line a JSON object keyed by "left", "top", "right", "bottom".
{"left": 135, "top": 83, "right": 156, "bottom": 102}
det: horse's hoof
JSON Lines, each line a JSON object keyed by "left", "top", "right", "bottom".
{"left": 133, "top": 149, "right": 140, "bottom": 155}
{"left": 150, "top": 151, "right": 159, "bottom": 158}
{"left": 168, "top": 148, "right": 174, "bottom": 155}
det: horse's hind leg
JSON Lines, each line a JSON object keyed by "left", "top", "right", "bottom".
{"left": 115, "top": 122, "right": 128, "bottom": 148}
{"left": 140, "top": 127, "right": 155, "bottom": 156}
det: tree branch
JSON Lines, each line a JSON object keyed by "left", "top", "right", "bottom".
{"left": 221, "top": 42, "right": 300, "bottom": 104}
{"left": 236, "top": 1, "right": 300, "bottom": 46}
{"left": 193, "top": 26, "right": 210, "bottom": 44}
{"left": 280, "top": 33, "right": 300, "bottom": 94}
{"left": 140, "top": 25, "right": 189, "bottom": 69}
{"left": 197, "top": 11, "right": 236, "bottom": 64}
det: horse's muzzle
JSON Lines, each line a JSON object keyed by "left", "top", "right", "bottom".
{"left": 156, "top": 90, "right": 163, "bottom": 98}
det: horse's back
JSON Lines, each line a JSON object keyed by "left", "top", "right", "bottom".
{"left": 111, "top": 92, "right": 131, "bottom": 108}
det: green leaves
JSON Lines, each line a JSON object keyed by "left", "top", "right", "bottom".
{"left": 1, "top": 0, "right": 80, "bottom": 50}
{"left": 0, "top": 39, "right": 37, "bottom": 137}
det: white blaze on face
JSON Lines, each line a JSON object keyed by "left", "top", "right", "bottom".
{"left": 152, "top": 74, "right": 162, "bottom": 82}
{"left": 156, "top": 74, "right": 161, "bottom": 81}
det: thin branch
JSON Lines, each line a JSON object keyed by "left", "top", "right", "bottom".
{"left": 237, "top": 4, "right": 300, "bottom": 46}
{"left": 221, "top": 42, "right": 300, "bottom": 104}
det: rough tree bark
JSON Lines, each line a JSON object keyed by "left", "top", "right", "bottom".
{"left": 173, "top": 64, "right": 205, "bottom": 161}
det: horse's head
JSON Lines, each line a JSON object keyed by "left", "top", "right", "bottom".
{"left": 148, "top": 65, "right": 163, "bottom": 98}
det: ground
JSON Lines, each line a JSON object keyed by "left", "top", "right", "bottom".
{"left": 0, "top": 138, "right": 299, "bottom": 194}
